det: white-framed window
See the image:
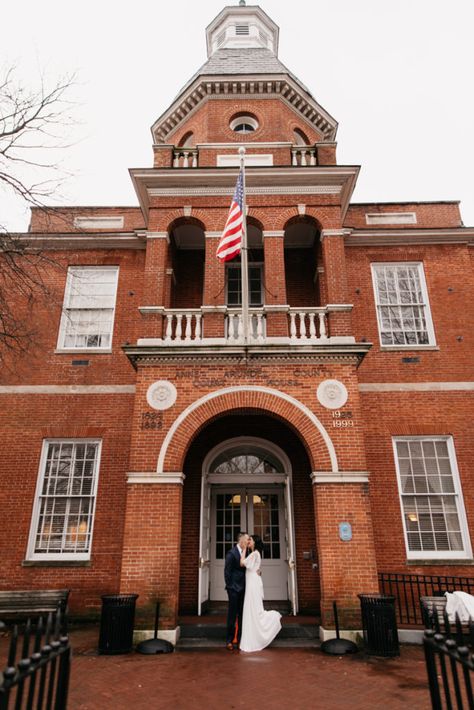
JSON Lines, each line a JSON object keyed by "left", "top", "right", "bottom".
{"left": 57, "top": 266, "right": 119, "bottom": 350}
{"left": 27, "top": 440, "right": 102, "bottom": 561}
{"left": 371, "top": 262, "right": 436, "bottom": 347}
{"left": 226, "top": 262, "right": 263, "bottom": 306}
{"left": 393, "top": 436, "right": 472, "bottom": 560}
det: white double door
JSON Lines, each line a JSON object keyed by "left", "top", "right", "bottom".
{"left": 208, "top": 486, "right": 288, "bottom": 602}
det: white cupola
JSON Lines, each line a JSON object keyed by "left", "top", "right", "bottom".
{"left": 206, "top": 3, "right": 280, "bottom": 57}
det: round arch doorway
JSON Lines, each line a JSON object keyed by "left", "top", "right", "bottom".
{"left": 199, "top": 437, "right": 297, "bottom": 615}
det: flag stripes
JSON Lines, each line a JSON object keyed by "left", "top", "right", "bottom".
{"left": 216, "top": 170, "right": 244, "bottom": 262}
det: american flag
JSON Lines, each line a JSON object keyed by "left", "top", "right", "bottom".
{"left": 216, "top": 170, "right": 244, "bottom": 262}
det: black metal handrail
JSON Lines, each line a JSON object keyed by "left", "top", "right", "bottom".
{"left": 379, "top": 573, "right": 474, "bottom": 626}
{"left": 0, "top": 612, "right": 71, "bottom": 710}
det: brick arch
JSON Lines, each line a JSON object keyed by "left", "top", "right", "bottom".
{"left": 157, "top": 386, "right": 338, "bottom": 474}
{"left": 272, "top": 206, "right": 341, "bottom": 231}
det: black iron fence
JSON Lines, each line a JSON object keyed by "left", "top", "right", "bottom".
{"left": 379, "top": 573, "right": 474, "bottom": 626}
{"left": 423, "top": 612, "right": 474, "bottom": 710}
{"left": 0, "top": 613, "right": 71, "bottom": 710}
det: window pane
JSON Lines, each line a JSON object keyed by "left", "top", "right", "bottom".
{"left": 396, "top": 438, "right": 465, "bottom": 554}
{"left": 33, "top": 442, "right": 99, "bottom": 555}
{"left": 373, "top": 264, "right": 432, "bottom": 345}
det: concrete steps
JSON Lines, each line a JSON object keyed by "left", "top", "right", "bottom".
{"left": 177, "top": 620, "right": 320, "bottom": 650}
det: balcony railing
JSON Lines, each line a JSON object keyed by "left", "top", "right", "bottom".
{"left": 291, "top": 146, "right": 317, "bottom": 166}
{"left": 138, "top": 304, "right": 354, "bottom": 346}
{"left": 173, "top": 148, "right": 198, "bottom": 168}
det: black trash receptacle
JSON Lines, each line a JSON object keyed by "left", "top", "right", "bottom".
{"left": 98, "top": 594, "right": 139, "bottom": 655}
{"left": 358, "top": 594, "right": 399, "bottom": 657}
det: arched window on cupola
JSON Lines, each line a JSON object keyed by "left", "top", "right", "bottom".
{"left": 293, "top": 128, "right": 310, "bottom": 145}
{"left": 178, "top": 131, "right": 195, "bottom": 147}
{"left": 292, "top": 128, "right": 316, "bottom": 166}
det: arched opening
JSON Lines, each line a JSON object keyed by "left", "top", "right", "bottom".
{"left": 293, "top": 127, "right": 310, "bottom": 145}
{"left": 284, "top": 216, "right": 322, "bottom": 309}
{"left": 168, "top": 217, "right": 205, "bottom": 312}
{"left": 178, "top": 131, "right": 195, "bottom": 147}
{"left": 178, "top": 411, "right": 319, "bottom": 617}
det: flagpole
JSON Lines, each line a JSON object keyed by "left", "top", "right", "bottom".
{"left": 238, "top": 146, "right": 250, "bottom": 346}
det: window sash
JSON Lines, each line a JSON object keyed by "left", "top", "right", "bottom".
{"left": 226, "top": 263, "right": 263, "bottom": 306}
{"left": 58, "top": 267, "right": 118, "bottom": 350}
{"left": 27, "top": 440, "right": 101, "bottom": 560}
{"left": 393, "top": 437, "right": 471, "bottom": 559}
{"left": 371, "top": 263, "right": 435, "bottom": 346}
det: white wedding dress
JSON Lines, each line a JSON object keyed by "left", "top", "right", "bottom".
{"left": 240, "top": 550, "right": 282, "bottom": 652}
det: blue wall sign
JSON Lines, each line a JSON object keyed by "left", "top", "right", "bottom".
{"left": 339, "top": 522, "right": 352, "bottom": 541}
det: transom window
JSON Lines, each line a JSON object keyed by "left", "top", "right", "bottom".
{"left": 210, "top": 446, "right": 284, "bottom": 475}
{"left": 371, "top": 263, "right": 435, "bottom": 347}
{"left": 58, "top": 266, "right": 119, "bottom": 350}
{"left": 393, "top": 437, "right": 471, "bottom": 559}
{"left": 226, "top": 262, "right": 263, "bottom": 306}
{"left": 28, "top": 440, "right": 101, "bottom": 560}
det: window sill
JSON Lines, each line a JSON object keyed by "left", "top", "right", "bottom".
{"left": 22, "top": 560, "right": 91, "bottom": 567}
{"left": 406, "top": 559, "right": 474, "bottom": 566}
{"left": 54, "top": 349, "right": 113, "bottom": 355}
{"left": 380, "top": 345, "right": 439, "bottom": 351}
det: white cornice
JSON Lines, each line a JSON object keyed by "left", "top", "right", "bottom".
{"left": 12, "top": 233, "right": 145, "bottom": 250}
{"left": 345, "top": 228, "right": 474, "bottom": 246}
{"left": 130, "top": 166, "right": 359, "bottom": 218}
{"left": 151, "top": 75, "right": 338, "bottom": 144}
{"left": 197, "top": 141, "right": 293, "bottom": 149}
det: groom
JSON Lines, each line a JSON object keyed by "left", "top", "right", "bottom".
{"left": 224, "top": 531, "right": 249, "bottom": 650}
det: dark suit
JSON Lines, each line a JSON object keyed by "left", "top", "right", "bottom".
{"left": 224, "top": 544, "right": 246, "bottom": 644}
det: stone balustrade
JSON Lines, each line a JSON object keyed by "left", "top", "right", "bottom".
{"left": 172, "top": 148, "right": 198, "bottom": 168}
{"left": 163, "top": 309, "right": 203, "bottom": 342}
{"left": 138, "top": 304, "right": 354, "bottom": 346}
{"left": 291, "top": 146, "right": 317, "bottom": 166}
{"left": 288, "top": 308, "right": 328, "bottom": 341}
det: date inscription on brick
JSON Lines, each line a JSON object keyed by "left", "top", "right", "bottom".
{"left": 332, "top": 410, "right": 354, "bottom": 428}
{"left": 141, "top": 412, "right": 163, "bottom": 430}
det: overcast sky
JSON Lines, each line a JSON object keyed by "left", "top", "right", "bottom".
{"left": 2, "top": 0, "right": 474, "bottom": 230}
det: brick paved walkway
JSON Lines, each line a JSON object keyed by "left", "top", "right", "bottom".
{"left": 66, "top": 627, "right": 431, "bottom": 710}
{"left": 1, "top": 625, "right": 431, "bottom": 709}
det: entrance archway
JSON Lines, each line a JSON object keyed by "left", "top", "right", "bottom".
{"left": 178, "top": 412, "right": 319, "bottom": 617}
{"left": 202, "top": 437, "right": 295, "bottom": 611}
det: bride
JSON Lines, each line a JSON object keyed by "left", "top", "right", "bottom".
{"left": 239, "top": 535, "right": 282, "bottom": 652}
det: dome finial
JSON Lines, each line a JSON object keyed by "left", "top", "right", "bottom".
{"left": 239, "top": 0, "right": 246, "bottom": 5}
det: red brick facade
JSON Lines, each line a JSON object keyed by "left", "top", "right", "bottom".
{"left": 1, "top": 4, "right": 473, "bottom": 633}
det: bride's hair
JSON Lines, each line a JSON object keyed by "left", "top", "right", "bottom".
{"left": 251, "top": 534, "right": 264, "bottom": 556}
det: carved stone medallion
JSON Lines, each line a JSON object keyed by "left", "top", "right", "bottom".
{"left": 317, "top": 379, "right": 348, "bottom": 410}
{"left": 146, "top": 380, "right": 177, "bottom": 411}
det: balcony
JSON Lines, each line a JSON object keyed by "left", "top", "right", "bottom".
{"left": 137, "top": 304, "right": 355, "bottom": 347}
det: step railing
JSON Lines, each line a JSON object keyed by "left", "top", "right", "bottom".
{"left": 172, "top": 148, "right": 198, "bottom": 168}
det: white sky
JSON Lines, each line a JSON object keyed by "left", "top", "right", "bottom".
{"left": 2, "top": 0, "right": 474, "bottom": 230}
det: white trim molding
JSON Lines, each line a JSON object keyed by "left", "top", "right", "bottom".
{"left": 311, "top": 471, "right": 369, "bottom": 484}
{"left": 157, "top": 386, "right": 338, "bottom": 474}
{"left": 145, "top": 232, "right": 170, "bottom": 241}
{"left": 359, "top": 382, "right": 474, "bottom": 392}
{"left": 0, "top": 385, "right": 136, "bottom": 394}
{"left": 263, "top": 230, "right": 285, "bottom": 238}
{"left": 321, "top": 229, "right": 352, "bottom": 239}
{"left": 127, "top": 472, "right": 185, "bottom": 485}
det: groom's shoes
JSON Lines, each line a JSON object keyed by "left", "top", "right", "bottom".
{"left": 233, "top": 643, "right": 240, "bottom": 650}
{"left": 226, "top": 643, "right": 234, "bottom": 651}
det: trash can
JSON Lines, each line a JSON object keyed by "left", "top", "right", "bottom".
{"left": 98, "top": 594, "right": 139, "bottom": 654}
{"left": 358, "top": 594, "right": 399, "bottom": 657}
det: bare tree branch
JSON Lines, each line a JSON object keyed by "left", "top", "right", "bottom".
{"left": 0, "top": 64, "right": 78, "bottom": 365}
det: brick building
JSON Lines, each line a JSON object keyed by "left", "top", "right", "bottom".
{"left": 1, "top": 3, "right": 473, "bottom": 642}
